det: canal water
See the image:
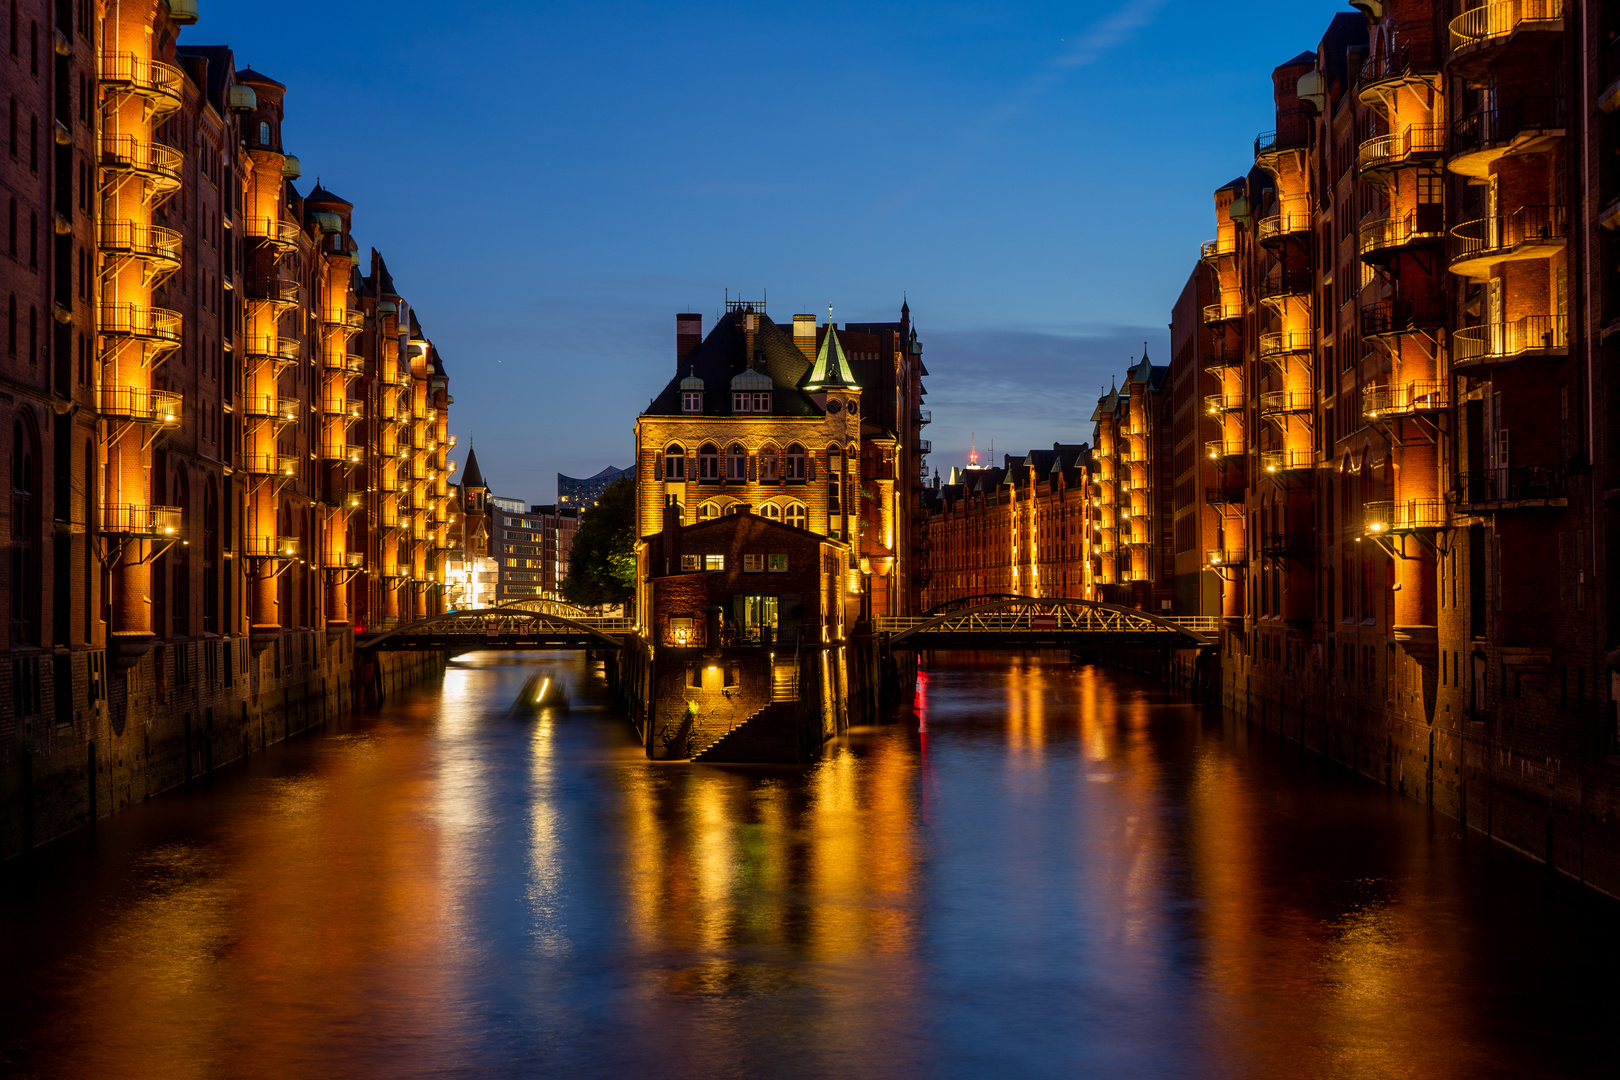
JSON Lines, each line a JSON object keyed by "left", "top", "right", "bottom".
{"left": 1, "top": 652, "right": 1615, "bottom": 1079}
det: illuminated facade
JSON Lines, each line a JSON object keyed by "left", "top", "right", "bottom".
{"left": 1, "top": 1, "right": 452, "bottom": 857}
{"left": 1173, "top": 0, "right": 1620, "bottom": 891}
{"left": 632, "top": 300, "right": 929, "bottom": 622}
{"left": 921, "top": 445, "right": 1093, "bottom": 608}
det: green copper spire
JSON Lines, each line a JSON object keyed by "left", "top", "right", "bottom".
{"left": 804, "top": 307, "right": 861, "bottom": 391}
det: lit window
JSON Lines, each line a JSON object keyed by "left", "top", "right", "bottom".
{"left": 703, "top": 554, "right": 724, "bottom": 571}
{"left": 682, "top": 391, "right": 702, "bottom": 412}
{"left": 699, "top": 444, "right": 719, "bottom": 481}
{"left": 681, "top": 554, "right": 701, "bottom": 571}
{"left": 760, "top": 503, "right": 781, "bottom": 521}
{"left": 768, "top": 553, "right": 788, "bottom": 572}
{"left": 727, "top": 444, "right": 747, "bottom": 480}
{"left": 754, "top": 392, "right": 770, "bottom": 411}
{"left": 698, "top": 502, "right": 719, "bottom": 521}
{"left": 785, "top": 503, "right": 807, "bottom": 529}
{"left": 759, "top": 446, "right": 780, "bottom": 482}
{"left": 663, "top": 444, "right": 685, "bottom": 480}
{"left": 744, "top": 554, "right": 764, "bottom": 573}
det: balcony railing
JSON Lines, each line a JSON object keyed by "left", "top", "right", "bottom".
{"left": 1259, "top": 268, "right": 1312, "bottom": 303}
{"left": 1204, "top": 393, "right": 1244, "bottom": 415}
{"left": 1447, "top": 204, "right": 1566, "bottom": 279}
{"left": 1449, "top": 0, "right": 1565, "bottom": 61}
{"left": 1203, "top": 345, "right": 1243, "bottom": 372}
{"left": 244, "top": 335, "right": 300, "bottom": 365}
{"left": 100, "top": 134, "right": 183, "bottom": 195}
{"left": 1260, "top": 532, "right": 1315, "bottom": 560}
{"left": 1356, "top": 40, "right": 1441, "bottom": 103}
{"left": 321, "top": 350, "right": 365, "bottom": 374}
{"left": 1359, "top": 208, "right": 1444, "bottom": 262}
{"left": 1361, "top": 295, "right": 1446, "bottom": 338}
{"left": 241, "top": 394, "right": 301, "bottom": 424}
{"left": 247, "top": 277, "right": 301, "bottom": 307}
{"left": 102, "top": 503, "right": 182, "bottom": 538}
{"left": 1260, "top": 448, "right": 1313, "bottom": 473}
{"left": 100, "top": 385, "right": 182, "bottom": 427}
{"left": 320, "top": 442, "right": 365, "bottom": 464}
{"left": 323, "top": 309, "right": 366, "bottom": 332}
{"left": 100, "top": 303, "right": 182, "bottom": 346}
{"left": 1205, "top": 485, "right": 1245, "bottom": 506}
{"left": 1449, "top": 96, "right": 1566, "bottom": 178}
{"left": 243, "top": 217, "right": 304, "bottom": 252}
{"left": 1258, "top": 329, "right": 1313, "bottom": 364}
{"left": 1254, "top": 124, "right": 1310, "bottom": 163}
{"left": 382, "top": 365, "right": 410, "bottom": 386}
{"left": 1256, "top": 209, "right": 1312, "bottom": 244}
{"left": 1203, "top": 299, "right": 1243, "bottom": 325}
{"left": 1201, "top": 235, "right": 1239, "bottom": 262}
{"left": 1364, "top": 499, "right": 1446, "bottom": 532}
{"left": 1259, "top": 389, "right": 1313, "bottom": 418}
{"left": 320, "top": 396, "right": 363, "bottom": 419}
{"left": 1206, "top": 548, "right": 1246, "bottom": 568}
{"left": 1455, "top": 465, "right": 1565, "bottom": 505}
{"left": 916, "top": 408, "right": 932, "bottom": 425}
{"left": 97, "top": 220, "right": 183, "bottom": 273}
{"left": 100, "top": 52, "right": 186, "bottom": 115}
{"left": 1452, "top": 314, "right": 1567, "bottom": 366}
{"left": 1362, "top": 381, "right": 1449, "bottom": 421}
{"left": 1357, "top": 126, "right": 1445, "bottom": 175}
{"left": 1205, "top": 440, "right": 1244, "bottom": 461}
{"left": 240, "top": 453, "right": 301, "bottom": 477}
{"left": 243, "top": 535, "right": 303, "bottom": 559}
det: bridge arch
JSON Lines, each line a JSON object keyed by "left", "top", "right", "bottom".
{"left": 357, "top": 607, "right": 624, "bottom": 651}
{"left": 883, "top": 597, "right": 1216, "bottom": 648}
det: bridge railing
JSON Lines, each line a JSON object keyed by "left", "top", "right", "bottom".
{"left": 876, "top": 611, "right": 1218, "bottom": 637}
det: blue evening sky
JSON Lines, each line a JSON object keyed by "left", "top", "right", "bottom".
{"left": 188, "top": 1, "right": 1348, "bottom": 502}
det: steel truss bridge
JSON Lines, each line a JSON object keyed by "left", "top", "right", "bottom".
{"left": 357, "top": 602, "right": 635, "bottom": 652}
{"left": 876, "top": 597, "right": 1217, "bottom": 649}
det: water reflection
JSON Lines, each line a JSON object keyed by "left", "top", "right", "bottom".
{"left": 0, "top": 650, "right": 1614, "bottom": 1079}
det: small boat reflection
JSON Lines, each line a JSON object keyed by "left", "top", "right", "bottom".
{"left": 512, "top": 672, "right": 569, "bottom": 715}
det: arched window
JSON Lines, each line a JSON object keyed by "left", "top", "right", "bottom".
{"left": 759, "top": 502, "right": 781, "bottom": 521}
{"left": 785, "top": 443, "right": 806, "bottom": 482}
{"left": 663, "top": 443, "right": 685, "bottom": 481}
{"left": 827, "top": 446, "right": 843, "bottom": 513}
{"left": 785, "top": 503, "right": 807, "bottom": 529}
{"left": 10, "top": 415, "right": 39, "bottom": 643}
{"left": 759, "top": 444, "right": 780, "bottom": 483}
{"left": 698, "top": 443, "right": 719, "bottom": 482}
{"left": 697, "top": 501, "right": 720, "bottom": 521}
{"left": 258, "top": 120, "right": 271, "bottom": 146}
{"left": 722, "top": 502, "right": 741, "bottom": 516}
{"left": 726, "top": 443, "right": 747, "bottom": 481}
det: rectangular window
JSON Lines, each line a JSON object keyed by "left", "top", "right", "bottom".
{"left": 681, "top": 554, "right": 700, "bottom": 572}
{"left": 767, "top": 553, "right": 788, "bottom": 572}
{"left": 743, "top": 554, "right": 764, "bottom": 573}
{"left": 682, "top": 391, "right": 701, "bottom": 412}
{"left": 703, "top": 554, "right": 724, "bottom": 572}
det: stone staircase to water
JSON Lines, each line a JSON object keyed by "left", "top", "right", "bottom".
{"left": 690, "top": 701, "right": 804, "bottom": 763}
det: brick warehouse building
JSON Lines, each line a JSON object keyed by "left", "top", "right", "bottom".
{"left": 1174, "top": 0, "right": 1620, "bottom": 894}
{"left": 1, "top": 0, "right": 454, "bottom": 858}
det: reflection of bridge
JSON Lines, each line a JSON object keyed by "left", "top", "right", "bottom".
{"left": 358, "top": 603, "right": 635, "bottom": 652}
{"left": 877, "top": 597, "right": 1217, "bottom": 649}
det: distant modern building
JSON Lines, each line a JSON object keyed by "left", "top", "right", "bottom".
{"left": 558, "top": 466, "right": 630, "bottom": 511}
{"left": 494, "top": 504, "right": 579, "bottom": 602}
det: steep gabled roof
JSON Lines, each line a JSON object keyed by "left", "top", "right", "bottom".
{"left": 462, "top": 446, "right": 486, "bottom": 491}
{"left": 644, "top": 312, "right": 822, "bottom": 418}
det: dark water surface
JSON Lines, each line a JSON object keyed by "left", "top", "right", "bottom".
{"left": 1, "top": 652, "right": 1615, "bottom": 1079}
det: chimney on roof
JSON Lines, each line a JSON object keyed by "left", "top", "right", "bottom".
{"left": 676, "top": 314, "right": 702, "bottom": 369}
{"left": 793, "top": 315, "right": 816, "bottom": 360}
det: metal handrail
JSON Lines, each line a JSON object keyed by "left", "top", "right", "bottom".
{"left": 99, "top": 385, "right": 182, "bottom": 426}
{"left": 1454, "top": 465, "right": 1565, "bottom": 504}
{"left": 99, "top": 52, "right": 185, "bottom": 114}
{"left": 1361, "top": 295, "right": 1446, "bottom": 337}
{"left": 1260, "top": 448, "right": 1314, "bottom": 472}
{"left": 242, "top": 535, "right": 303, "bottom": 558}
{"left": 97, "top": 220, "right": 183, "bottom": 268}
{"left": 1204, "top": 393, "right": 1244, "bottom": 414}
{"left": 240, "top": 453, "right": 301, "bottom": 477}
{"left": 1453, "top": 314, "right": 1567, "bottom": 364}
{"left": 1364, "top": 499, "right": 1446, "bottom": 532}
{"left": 1259, "top": 329, "right": 1313, "bottom": 361}
{"left": 1205, "top": 440, "right": 1244, "bottom": 460}
{"left": 1205, "top": 549, "right": 1246, "bottom": 567}
{"left": 1449, "top": 0, "right": 1564, "bottom": 55}
{"left": 1448, "top": 205, "right": 1566, "bottom": 270}
{"left": 244, "top": 335, "right": 300, "bottom": 362}
{"left": 1259, "top": 389, "right": 1313, "bottom": 416}
{"left": 1362, "top": 380, "right": 1449, "bottom": 420}
{"left": 1203, "top": 300, "right": 1243, "bottom": 324}
{"left": 100, "top": 303, "right": 182, "bottom": 344}
{"left": 102, "top": 503, "right": 182, "bottom": 537}
{"left": 240, "top": 394, "right": 301, "bottom": 423}
{"left": 1357, "top": 125, "right": 1445, "bottom": 171}
{"left": 1451, "top": 95, "right": 1566, "bottom": 154}
{"left": 243, "top": 217, "right": 304, "bottom": 249}
{"left": 100, "top": 134, "right": 183, "bottom": 190}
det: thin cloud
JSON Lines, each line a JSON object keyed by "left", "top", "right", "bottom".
{"left": 863, "top": 0, "right": 1169, "bottom": 221}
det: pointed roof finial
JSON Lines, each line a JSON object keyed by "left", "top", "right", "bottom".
{"left": 805, "top": 305, "right": 860, "bottom": 390}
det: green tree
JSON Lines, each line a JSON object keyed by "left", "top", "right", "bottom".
{"left": 561, "top": 476, "right": 636, "bottom": 608}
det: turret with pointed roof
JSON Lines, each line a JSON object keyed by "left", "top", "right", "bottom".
{"left": 804, "top": 313, "right": 861, "bottom": 391}
{"left": 462, "top": 445, "right": 487, "bottom": 492}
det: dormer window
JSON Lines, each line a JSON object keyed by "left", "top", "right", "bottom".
{"left": 733, "top": 391, "right": 770, "bottom": 413}
{"left": 682, "top": 391, "right": 702, "bottom": 412}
